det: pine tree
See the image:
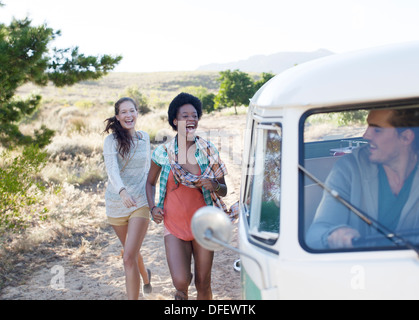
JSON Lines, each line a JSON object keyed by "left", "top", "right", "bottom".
{"left": 0, "top": 2, "right": 122, "bottom": 147}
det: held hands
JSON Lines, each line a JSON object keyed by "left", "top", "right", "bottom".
{"left": 119, "top": 189, "right": 137, "bottom": 208}
{"left": 150, "top": 206, "right": 164, "bottom": 224}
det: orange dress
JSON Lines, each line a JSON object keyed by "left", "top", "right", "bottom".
{"left": 164, "top": 170, "right": 207, "bottom": 241}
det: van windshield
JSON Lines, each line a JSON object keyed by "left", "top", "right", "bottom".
{"left": 301, "top": 106, "right": 419, "bottom": 253}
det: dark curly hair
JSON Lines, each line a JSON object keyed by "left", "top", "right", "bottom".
{"left": 168, "top": 92, "right": 202, "bottom": 131}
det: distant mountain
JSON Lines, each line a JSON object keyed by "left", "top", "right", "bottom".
{"left": 197, "top": 49, "right": 334, "bottom": 74}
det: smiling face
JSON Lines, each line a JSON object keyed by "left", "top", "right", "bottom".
{"left": 173, "top": 104, "right": 199, "bottom": 139}
{"left": 115, "top": 100, "right": 138, "bottom": 135}
{"left": 363, "top": 109, "right": 405, "bottom": 166}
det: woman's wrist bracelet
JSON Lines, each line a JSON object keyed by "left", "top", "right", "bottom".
{"left": 214, "top": 180, "right": 221, "bottom": 192}
{"left": 119, "top": 187, "right": 126, "bottom": 194}
{"left": 150, "top": 206, "right": 157, "bottom": 214}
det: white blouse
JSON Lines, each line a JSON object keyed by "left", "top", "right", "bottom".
{"left": 103, "top": 131, "right": 150, "bottom": 217}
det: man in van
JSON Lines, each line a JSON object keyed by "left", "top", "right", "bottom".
{"left": 307, "top": 108, "right": 419, "bottom": 250}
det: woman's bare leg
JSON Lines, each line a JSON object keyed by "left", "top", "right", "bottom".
{"left": 113, "top": 217, "right": 149, "bottom": 300}
{"left": 192, "top": 239, "right": 214, "bottom": 300}
{"left": 119, "top": 251, "right": 150, "bottom": 285}
{"left": 164, "top": 234, "right": 193, "bottom": 300}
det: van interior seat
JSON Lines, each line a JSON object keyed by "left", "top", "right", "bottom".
{"left": 303, "top": 156, "right": 341, "bottom": 234}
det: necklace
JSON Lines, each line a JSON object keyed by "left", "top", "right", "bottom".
{"left": 120, "top": 132, "right": 141, "bottom": 173}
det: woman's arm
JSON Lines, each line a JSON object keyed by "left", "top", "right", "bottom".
{"left": 103, "top": 136, "right": 125, "bottom": 193}
{"left": 146, "top": 161, "right": 164, "bottom": 224}
{"left": 103, "top": 135, "right": 137, "bottom": 208}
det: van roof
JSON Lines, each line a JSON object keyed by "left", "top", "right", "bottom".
{"left": 251, "top": 42, "right": 419, "bottom": 110}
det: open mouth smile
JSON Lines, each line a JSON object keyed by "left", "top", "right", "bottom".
{"left": 186, "top": 123, "right": 197, "bottom": 132}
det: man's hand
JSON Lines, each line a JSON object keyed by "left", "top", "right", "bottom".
{"left": 328, "top": 227, "right": 361, "bottom": 249}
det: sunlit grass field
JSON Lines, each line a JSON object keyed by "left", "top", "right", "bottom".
{"left": 0, "top": 71, "right": 248, "bottom": 291}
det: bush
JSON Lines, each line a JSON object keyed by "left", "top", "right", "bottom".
{"left": 182, "top": 86, "right": 215, "bottom": 114}
{"left": 337, "top": 110, "right": 368, "bottom": 126}
{"left": 201, "top": 93, "right": 216, "bottom": 113}
{"left": 121, "top": 86, "right": 151, "bottom": 114}
{"left": 0, "top": 145, "right": 48, "bottom": 231}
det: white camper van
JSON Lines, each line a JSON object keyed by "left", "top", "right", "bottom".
{"left": 192, "top": 42, "right": 419, "bottom": 299}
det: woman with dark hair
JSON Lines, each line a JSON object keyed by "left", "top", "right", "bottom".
{"left": 146, "top": 92, "right": 233, "bottom": 300}
{"left": 103, "top": 97, "right": 152, "bottom": 299}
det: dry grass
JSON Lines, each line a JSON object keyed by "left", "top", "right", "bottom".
{"left": 17, "top": 71, "right": 220, "bottom": 106}
{"left": 0, "top": 182, "right": 110, "bottom": 289}
{"left": 0, "top": 71, "right": 230, "bottom": 293}
{"left": 304, "top": 113, "right": 367, "bottom": 142}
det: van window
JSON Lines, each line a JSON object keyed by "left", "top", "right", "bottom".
{"left": 245, "top": 123, "right": 281, "bottom": 246}
{"left": 300, "top": 106, "right": 419, "bottom": 254}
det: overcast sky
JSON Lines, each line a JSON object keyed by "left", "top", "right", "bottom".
{"left": 2, "top": 0, "right": 419, "bottom": 72}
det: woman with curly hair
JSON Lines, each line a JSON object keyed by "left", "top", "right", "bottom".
{"left": 146, "top": 92, "right": 232, "bottom": 300}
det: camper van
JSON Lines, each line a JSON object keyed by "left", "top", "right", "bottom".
{"left": 192, "top": 42, "right": 419, "bottom": 299}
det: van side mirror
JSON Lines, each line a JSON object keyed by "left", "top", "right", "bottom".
{"left": 191, "top": 206, "right": 233, "bottom": 251}
{"left": 192, "top": 206, "right": 269, "bottom": 291}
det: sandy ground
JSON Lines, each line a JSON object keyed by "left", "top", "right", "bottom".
{"left": 0, "top": 114, "right": 247, "bottom": 300}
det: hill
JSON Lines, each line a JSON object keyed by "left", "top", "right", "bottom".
{"left": 17, "top": 71, "right": 221, "bottom": 106}
{"left": 197, "top": 49, "right": 334, "bottom": 73}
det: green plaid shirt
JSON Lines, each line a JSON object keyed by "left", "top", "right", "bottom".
{"left": 152, "top": 137, "right": 216, "bottom": 209}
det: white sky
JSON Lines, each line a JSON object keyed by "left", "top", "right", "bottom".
{"left": 2, "top": 0, "right": 419, "bottom": 72}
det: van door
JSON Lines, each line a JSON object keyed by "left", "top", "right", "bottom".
{"left": 296, "top": 105, "right": 419, "bottom": 299}
{"left": 240, "top": 119, "right": 282, "bottom": 299}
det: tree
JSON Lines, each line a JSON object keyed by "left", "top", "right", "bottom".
{"left": 0, "top": 3, "right": 122, "bottom": 231}
{"left": 183, "top": 86, "right": 215, "bottom": 114}
{"left": 254, "top": 72, "right": 275, "bottom": 91}
{"left": 201, "top": 93, "right": 216, "bottom": 114}
{"left": 0, "top": 8, "right": 122, "bottom": 148}
{"left": 214, "top": 70, "right": 255, "bottom": 115}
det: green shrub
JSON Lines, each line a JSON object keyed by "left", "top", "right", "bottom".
{"left": 121, "top": 86, "right": 151, "bottom": 114}
{"left": 0, "top": 145, "right": 48, "bottom": 232}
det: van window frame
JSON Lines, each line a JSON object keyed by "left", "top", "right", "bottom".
{"left": 241, "top": 118, "right": 282, "bottom": 255}
{"left": 298, "top": 99, "right": 419, "bottom": 254}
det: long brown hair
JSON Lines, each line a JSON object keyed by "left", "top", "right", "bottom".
{"left": 103, "top": 97, "right": 138, "bottom": 159}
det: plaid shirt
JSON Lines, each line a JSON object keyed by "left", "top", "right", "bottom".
{"left": 151, "top": 137, "right": 216, "bottom": 209}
